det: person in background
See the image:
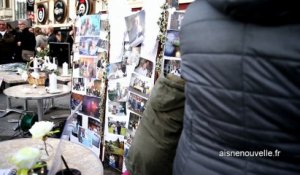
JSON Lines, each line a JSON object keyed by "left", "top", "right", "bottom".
{"left": 47, "top": 26, "right": 57, "bottom": 43}
{"left": 16, "top": 19, "right": 36, "bottom": 62}
{"left": 28, "top": 27, "right": 34, "bottom": 33}
{"left": 55, "top": 31, "right": 62, "bottom": 42}
{"left": 34, "top": 27, "right": 48, "bottom": 49}
{"left": 66, "top": 27, "right": 75, "bottom": 54}
{"left": 173, "top": 0, "right": 300, "bottom": 175}
{"left": 0, "top": 20, "right": 15, "bottom": 64}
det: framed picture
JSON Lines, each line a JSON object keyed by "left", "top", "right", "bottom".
{"left": 36, "top": 2, "right": 49, "bottom": 25}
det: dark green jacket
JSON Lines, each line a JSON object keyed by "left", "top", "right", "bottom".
{"left": 126, "top": 74, "right": 185, "bottom": 175}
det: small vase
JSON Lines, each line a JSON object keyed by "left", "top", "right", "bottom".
{"left": 36, "top": 141, "right": 54, "bottom": 161}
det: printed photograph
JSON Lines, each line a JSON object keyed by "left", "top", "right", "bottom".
{"left": 168, "top": 11, "right": 185, "bottom": 30}
{"left": 108, "top": 61, "right": 127, "bottom": 80}
{"left": 72, "top": 78, "right": 85, "bottom": 94}
{"left": 104, "top": 137, "right": 125, "bottom": 171}
{"left": 80, "top": 14, "right": 101, "bottom": 36}
{"left": 108, "top": 101, "right": 127, "bottom": 116}
{"left": 70, "top": 92, "right": 84, "bottom": 110}
{"left": 129, "top": 73, "right": 152, "bottom": 97}
{"left": 86, "top": 78, "right": 102, "bottom": 97}
{"left": 61, "top": 112, "right": 81, "bottom": 141}
{"left": 105, "top": 136, "right": 125, "bottom": 156}
{"left": 88, "top": 117, "right": 101, "bottom": 148}
{"left": 79, "top": 37, "right": 101, "bottom": 56}
{"left": 134, "top": 57, "right": 153, "bottom": 78}
{"left": 96, "top": 51, "right": 108, "bottom": 79}
{"left": 163, "top": 58, "right": 182, "bottom": 77}
{"left": 100, "top": 19, "right": 109, "bottom": 31}
{"left": 107, "top": 81, "right": 129, "bottom": 102}
{"left": 88, "top": 117, "right": 101, "bottom": 133}
{"left": 127, "top": 92, "right": 147, "bottom": 115}
{"left": 71, "top": 113, "right": 83, "bottom": 137}
{"left": 78, "top": 127, "right": 92, "bottom": 147}
{"left": 128, "top": 112, "right": 141, "bottom": 138}
{"left": 97, "top": 51, "right": 108, "bottom": 68}
{"left": 164, "top": 30, "right": 180, "bottom": 58}
{"left": 107, "top": 117, "right": 127, "bottom": 136}
{"left": 79, "top": 57, "right": 96, "bottom": 78}
{"left": 97, "top": 39, "right": 109, "bottom": 51}
{"left": 72, "top": 58, "right": 80, "bottom": 77}
{"left": 122, "top": 43, "right": 140, "bottom": 66}
{"left": 82, "top": 96, "right": 101, "bottom": 118}
{"left": 125, "top": 10, "right": 145, "bottom": 47}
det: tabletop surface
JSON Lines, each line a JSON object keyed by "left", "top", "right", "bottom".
{"left": 0, "top": 71, "right": 26, "bottom": 84}
{"left": 3, "top": 84, "right": 71, "bottom": 100}
{"left": 0, "top": 138, "right": 104, "bottom": 175}
{"left": 0, "top": 71, "right": 71, "bottom": 84}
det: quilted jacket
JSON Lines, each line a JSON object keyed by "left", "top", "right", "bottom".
{"left": 173, "top": 0, "right": 300, "bottom": 174}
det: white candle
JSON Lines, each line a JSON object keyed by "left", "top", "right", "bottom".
{"left": 33, "top": 58, "right": 38, "bottom": 68}
{"left": 62, "top": 62, "right": 68, "bottom": 76}
{"left": 53, "top": 57, "right": 56, "bottom": 64}
{"left": 49, "top": 73, "right": 57, "bottom": 91}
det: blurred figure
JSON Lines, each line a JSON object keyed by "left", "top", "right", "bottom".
{"left": 0, "top": 20, "right": 15, "bottom": 64}
{"left": 34, "top": 27, "right": 47, "bottom": 49}
{"left": 55, "top": 31, "right": 62, "bottom": 42}
{"left": 173, "top": 0, "right": 300, "bottom": 175}
{"left": 28, "top": 27, "right": 34, "bottom": 33}
{"left": 66, "top": 27, "right": 75, "bottom": 54}
{"left": 47, "top": 26, "right": 57, "bottom": 43}
{"left": 15, "top": 19, "right": 36, "bottom": 62}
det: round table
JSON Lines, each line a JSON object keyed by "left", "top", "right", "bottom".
{"left": 3, "top": 84, "right": 71, "bottom": 121}
{"left": 0, "top": 138, "right": 103, "bottom": 175}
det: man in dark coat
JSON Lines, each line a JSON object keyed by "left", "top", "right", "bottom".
{"left": 16, "top": 20, "right": 36, "bottom": 62}
{"left": 0, "top": 20, "right": 15, "bottom": 64}
{"left": 47, "top": 26, "right": 57, "bottom": 43}
{"left": 173, "top": 0, "right": 300, "bottom": 175}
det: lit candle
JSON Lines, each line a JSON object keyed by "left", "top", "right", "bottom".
{"left": 33, "top": 58, "right": 38, "bottom": 68}
{"left": 53, "top": 57, "right": 56, "bottom": 65}
{"left": 62, "top": 62, "right": 68, "bottom": 76}
{"left": 49, "top": 72, "right": 57, "bottom": 91}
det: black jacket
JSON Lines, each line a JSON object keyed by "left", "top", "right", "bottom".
{"left": 0, "top": 31, "right": 15, "bottom": 64}
{"left": 19, "top": 28, "right": 36, "bottom": 52}
{"left": 173, "top": 0, "right": 300, "bottom": 174}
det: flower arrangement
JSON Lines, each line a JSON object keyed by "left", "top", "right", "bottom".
{"left": 16, "top": 48, "right": 59, "bottom": 85}
{"left": 29, "top": 121, "right": 60, "bottom": 156}
{"left": 10, "top": 147, "right": 42, "bottom": 175}
{"left": 9, "top": 121, "right": 59, "bottom": 175}
{"left": 36, "top": 45, "right": 50, "bottom": 59}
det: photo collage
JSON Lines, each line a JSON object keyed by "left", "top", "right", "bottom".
{"left": 163, "top": 11, "right": 185, "bottom": 77}
{"left": 68, "top": 7, "right": 183, "bottom": 173}
{"left": 104, "top": 9, "right": 157, "bottom": 172}
{"left": 70, "top": 14, "right": 109, "bottom": 156}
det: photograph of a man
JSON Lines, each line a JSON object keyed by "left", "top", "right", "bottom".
{"left": 125, "top": 10, "right": 145, "bottom": 47}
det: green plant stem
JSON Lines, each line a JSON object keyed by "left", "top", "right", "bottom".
{"left": 43, "top": 140, "right": 49, "bottom": 156}
{"left": 17, "top": 168, "right": 28, "bottom": 175}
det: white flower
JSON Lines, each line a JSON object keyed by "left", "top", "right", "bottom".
{"left": 30, "top": 72, "right": 40, "bottom": 79}
{"left": 10, "top": 147, "right": 41, "bottom": 169}
{"left": 29, "top": 121, "right": 54, "bottom": 139}
{"left": 36, "top": 47, "right": 42, "bottom": 52}
{"left": 21, "top": 72, "right": 28, "bottom": 81}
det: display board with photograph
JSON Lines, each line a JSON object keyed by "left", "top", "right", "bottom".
{"left": 162, "top": 10, "right": 185, "bottom": 77}
{"left": 70, "top": 14, "right": 108, "bottom": 157}
{"left": 103, "top": 7, "right": 158, "bottom": 171}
